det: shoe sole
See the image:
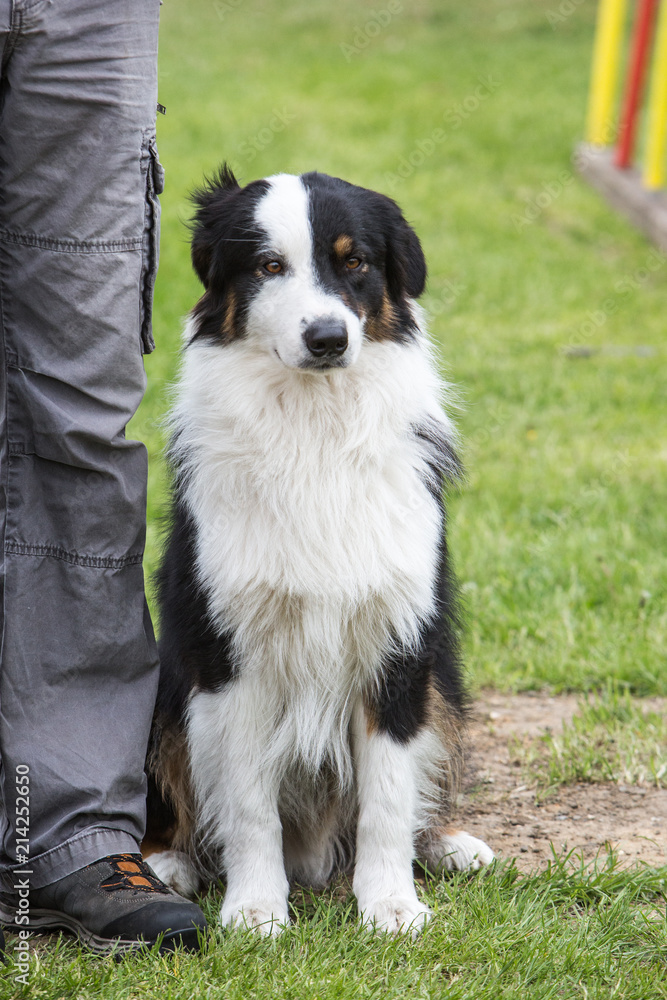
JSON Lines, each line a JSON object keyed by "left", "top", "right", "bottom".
{"left": 0, "top": 900, "right": 203, "bottom": 955}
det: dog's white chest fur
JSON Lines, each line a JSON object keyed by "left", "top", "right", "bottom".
{"left": 172, "top": 329, "right": 452, "bottom": 775}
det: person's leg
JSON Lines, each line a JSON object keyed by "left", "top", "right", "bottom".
{"left": 0, "top": 0, "right": 163, "bottom": 890}
{"left": 0, "top": 0, "right": 206, "bottom": 954}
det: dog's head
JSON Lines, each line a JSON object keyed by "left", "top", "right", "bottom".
{"left": 189, "top": 165, "right": 426, "bottom": 370}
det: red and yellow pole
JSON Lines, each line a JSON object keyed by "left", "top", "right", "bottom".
{"left": 615, "top": 0, "right": 660, "bottom": 168}
{"left": 644, "top": 0, "right": 667, "bottom": 187}
{"left": 586, "top": 0, "right": 629, "bottom": 146}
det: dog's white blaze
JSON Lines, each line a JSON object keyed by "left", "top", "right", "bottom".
{"left": 248, "top": 173, "right": 363, "bottom": 368}
{"left": 255, "top": 173, "right": 313, "bottom": 273}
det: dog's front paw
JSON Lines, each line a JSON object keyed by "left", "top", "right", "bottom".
{"left": 359, "top": 894, "right": 432, "bottom": 937}
{"left": 436, "top": 831, "right": 495, "bottom": 872}
{"left": 220, "top": 897, "right": 289, "bottom": 937}
{"left": 144, "top": 850, "right": 201, "bottom": 898}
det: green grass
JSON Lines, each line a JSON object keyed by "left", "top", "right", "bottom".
{"left": 136, "top": 0, "right": 666, "bottom": 697}
{"left": 12, "top": 0, "right": 667, "bottom": 996}
{"left": 515, "top": 683, "right": 667, "bottom": 793}
{"left": 6, "top": 856, "right": 667, "bottom": 1000}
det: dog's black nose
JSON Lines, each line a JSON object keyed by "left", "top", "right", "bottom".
{"left": 304, "top": 319, "right": 348, "bottom": 358}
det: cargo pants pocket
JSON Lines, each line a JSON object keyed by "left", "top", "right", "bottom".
{"left": 139, "top": 131, "right": 165, "bottom": 354}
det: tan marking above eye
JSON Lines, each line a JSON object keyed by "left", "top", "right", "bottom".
{"left": 264, "top": 260, "right": 283, "bottom": 274}
{"left": 334, "top": 234, "right": 354, "bottom": 257}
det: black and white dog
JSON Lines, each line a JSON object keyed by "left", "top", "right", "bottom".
{"left": 145, "top": 166, "right": 493, "bottom": 936}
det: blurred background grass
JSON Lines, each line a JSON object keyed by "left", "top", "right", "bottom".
{"left": 135, "top": 0, "right": 666, "bottom": 696}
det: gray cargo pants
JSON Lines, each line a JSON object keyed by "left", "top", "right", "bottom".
{"left": 0, "top": 0, "right": 162, "bottom": 890}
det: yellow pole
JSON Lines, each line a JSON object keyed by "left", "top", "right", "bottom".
{"left": 586, "top": 0, "right": 629, "bottom": 145}
{"left": 644, "top": 0, "right": 667, "bottom": 187}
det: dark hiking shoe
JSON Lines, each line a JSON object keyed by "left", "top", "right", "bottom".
{"left": 0, "top": 854, "right": 207, "bottom": 955}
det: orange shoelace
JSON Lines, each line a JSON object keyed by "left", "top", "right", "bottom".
{"left": 98, "top": 854, "right": 171, "bottom": 894}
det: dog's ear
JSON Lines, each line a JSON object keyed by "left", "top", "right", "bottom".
{"left": 375, "top": 193, "right": 427, "bottom": 302}
{"left": 189, "top": 164, "right": 241, "bottom": 288}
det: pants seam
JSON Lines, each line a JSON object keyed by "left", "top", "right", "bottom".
{"left": 1, "top": 3, "right": 22, "bottom": 76}
{"left": 0, "top": 229, "right": 143, "bottom": 254}
{"left": 5, "top": 541, "right": 144, "bottom": 569}
{"left": 0, "top": 235, "right": 9, "bottom": 674}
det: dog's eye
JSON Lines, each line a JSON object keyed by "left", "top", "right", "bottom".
{"left": 345, "top": 257, "right": 362, "bottom": 270}
{"left": 264, "top": 261, "right": 283, "bottom": 274}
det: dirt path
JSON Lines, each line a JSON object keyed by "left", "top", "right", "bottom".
{"left": 457, "top": 691, "right": 667, "bottom": 871}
